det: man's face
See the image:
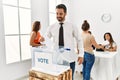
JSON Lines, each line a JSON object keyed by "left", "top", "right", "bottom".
{"left": 56, "top": 8, "right": 66, "bottom": 22}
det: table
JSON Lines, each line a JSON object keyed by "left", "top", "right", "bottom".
{"left": 29, "top": 64, "right": 72, "bottom": 80}
{"left": 91, "top": 51, "right": 120, "bottom": 80}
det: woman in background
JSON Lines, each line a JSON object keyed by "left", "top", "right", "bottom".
{"left": 30, "top": 21, "right": 45, "bottom": 47}
{"left": 81, "top": 20, "right": 103, "bottom": 80}
{"left": 30, "top": 21, "right": 45, "bottom": 67}
{"left": 103, "top": 32, "right": 117, "bottom": 52}
{"left": 88, "top": 31, "right": 95, "bottom": 50}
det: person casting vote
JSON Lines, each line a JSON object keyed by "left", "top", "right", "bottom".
{"left": 46, "top": 4, "right": 84, "bottom": 80}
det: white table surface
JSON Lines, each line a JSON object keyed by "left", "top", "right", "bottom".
{"left": 91, "top": 51, "right": 120, "bottom": 80}
{"left": 31, "top": 64, "right": 70, "bottom": 76}
{"left": 94, "top": 51, "right": 117, "bottom": 58}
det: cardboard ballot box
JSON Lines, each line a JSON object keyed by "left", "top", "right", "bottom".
{"left": 29, "top": 64, "right": 72, "bottom": 80}
{"left": 34, "top": 52, "right": 53, "bottom": 67}
{"left": 32, "top": 47, "right": 75, "bottom": 67}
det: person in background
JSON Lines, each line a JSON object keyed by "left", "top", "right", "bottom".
{"left": 30, "top": 21, "right": 45, "bottom": 67}
{"left": 81, "top": 20, "right": 103, "bottom": 80}
{"left": 46, "top": 4, "right": 84, "bottom": 80}
{"left": 88, "top": 31, "right": 95, "bottom": 50}
{"left": 103, "top": 32, "right": 117, "bottom": 52}
{"left": 30, "top": 21, "right": 45, "bottom": 47}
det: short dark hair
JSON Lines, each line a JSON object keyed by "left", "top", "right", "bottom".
{"left": 56, "top": 4, "right": 67, "bottom": 13}
{"left": 81, "top": 20, "right": 90, "bottom": 31}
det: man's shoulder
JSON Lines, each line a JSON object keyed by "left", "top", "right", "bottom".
{"left": 64, "top": 22, "right": 76, "bottom": 28}
{"left": 47, "top": 22, "right": 58, "bottom": 31}
{"left": 65, "top": 21, "right": 73, "bottom": 25}
{"left": 49, "top": 22, "right": 58, "bottom": 27}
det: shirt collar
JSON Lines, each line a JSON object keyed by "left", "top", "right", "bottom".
{"left": 57, "top": 20, "right": 67, "bottom": 24}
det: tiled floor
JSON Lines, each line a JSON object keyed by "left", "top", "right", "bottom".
{"left": 19, "top": 72, "right": 120, "bottom": 80}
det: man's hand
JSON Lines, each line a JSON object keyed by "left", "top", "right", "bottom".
{"left": 77, "top": 57, "right": 83, "bottom": 65}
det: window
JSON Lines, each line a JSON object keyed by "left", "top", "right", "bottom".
{"left": 49, "top": 0, "right": 62, "bottom": 25}
{"left": 3, "top": 0, "right": 31, "bottom": 64}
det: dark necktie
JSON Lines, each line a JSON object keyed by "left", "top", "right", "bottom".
{"left": 59, "top": 23, "right": 64, "bottom": 47}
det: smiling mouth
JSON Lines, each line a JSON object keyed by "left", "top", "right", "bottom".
{"left": 57, "top": 17, "right": 62, "bottom": 19}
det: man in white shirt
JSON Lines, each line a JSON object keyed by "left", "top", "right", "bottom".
{"left": 46, "top": 4, "right": 84, "bottom": 79}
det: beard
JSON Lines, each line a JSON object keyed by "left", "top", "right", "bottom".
{"left": 57, "top": 17, "right": 64, "bottom": 22}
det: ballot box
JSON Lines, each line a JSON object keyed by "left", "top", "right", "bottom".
{"left": 32, "top": 47, "right": 74, "bottom": 67}
{"left": 30, "top": 47, "right": 73, "bottom": 80}
{"left": 34, "top": 52, "right": 53, "bottom": 67}
{"left": 29, "top": 64, "right": 72, "bottom": 80}
{"left": 31, "top": 47, "right": 54, "bottom": 67}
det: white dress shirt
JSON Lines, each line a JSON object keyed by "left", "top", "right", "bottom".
{"left": 46, "top": 21, "right": 84, "bottom": 62}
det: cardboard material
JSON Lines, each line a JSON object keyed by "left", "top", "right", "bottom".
{"left": 29, "top": 65, "right": 72, "bottom": 80}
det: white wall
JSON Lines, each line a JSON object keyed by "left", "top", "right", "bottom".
{"left": 31, "top": 0, "right": 49, "bottom": 35}
{"left": 0, "top": 0, "right": 49, "bottom": 80}
{"left": 67, "top": 0, "right": 120, "bottom": 46}
{"left": 0, "top": 0, "right": 120, "bottom": 79}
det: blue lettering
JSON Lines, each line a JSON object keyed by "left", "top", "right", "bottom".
{"left": 37, "top": 58, "right": 49, "bottom": 64}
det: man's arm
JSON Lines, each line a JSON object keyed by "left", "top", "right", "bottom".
{"left": 73, "top": 25, "right": 84, "bottom": 64}
{"left": 45, "top": 26, "right": 52, "bottom": 39}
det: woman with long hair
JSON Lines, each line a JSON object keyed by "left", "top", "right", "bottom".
{"left": 30, "top": 21, "right": 45, "bottom": 47}
{"left": 103, "top": 32, "right": 117, "bottom": 52}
